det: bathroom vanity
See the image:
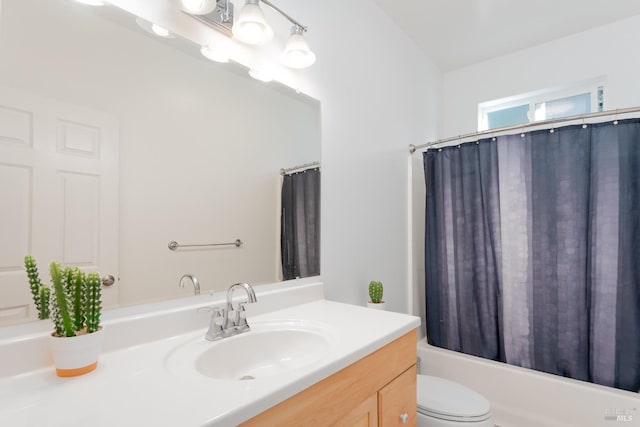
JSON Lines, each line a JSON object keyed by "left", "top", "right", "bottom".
{"left": 242, "top": 330, "right": 417, "bottom": 426}
{"left": 0, "top": 280, "right": 420, "bottom": 426}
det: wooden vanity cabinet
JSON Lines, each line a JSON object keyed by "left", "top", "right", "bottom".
{"left": 240, "top": 330, "right": 417, "bottom": 427}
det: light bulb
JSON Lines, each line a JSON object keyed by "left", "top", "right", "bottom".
{"left": 151, "top": 24, "right": 171, "bottom": 38}
{"left": 232, "top": 0, "right": 273, "bottom": 45}
{"left": 180, "top": 0, "right": 217, "bottom": 15}
{"left": 281, "top": 26, "right": 316, "bottom": 69}
{"left": 136, "top": 18, "right": 174, "bottom": 39}
{"left": 249, "top": 68, "right": 273, "bottom": 83}
{"left": 201, "top": 44, "right": 230, "bottom": 63}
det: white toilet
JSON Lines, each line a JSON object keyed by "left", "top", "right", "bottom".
{"left": 417, "top": 375, "right": 494, "bottom": 427}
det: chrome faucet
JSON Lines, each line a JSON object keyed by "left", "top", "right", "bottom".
{"left": 205, "top": 282, "right": 257, "bottom": 341}
{"left": 178, "top": 274, "right": 200, "bottom": 295}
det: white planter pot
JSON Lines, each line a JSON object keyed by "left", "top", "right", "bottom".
{"left": 366, "top": 301, "right": 386, "bottom": 310}
{"left": 49, "top": 327, "right": 104, "bottom": 377}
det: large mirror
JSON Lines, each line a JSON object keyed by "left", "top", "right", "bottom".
{"left": 0, "top": 0, "right": 321, "bottom": 325}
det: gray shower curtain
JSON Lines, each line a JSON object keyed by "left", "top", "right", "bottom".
{"left": 281, "top": 167, "right": 320, "bottom": 280}
{"left": 424, "top": 118, "right": 640, "bottom": 392}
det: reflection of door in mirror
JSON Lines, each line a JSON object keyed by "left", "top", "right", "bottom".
{"left": 0, "top": 87, "right": 119, "bottom": 324}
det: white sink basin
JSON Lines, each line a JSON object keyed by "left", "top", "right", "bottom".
{"left": 165, "top": 320, "right": 332, "bottom": 381}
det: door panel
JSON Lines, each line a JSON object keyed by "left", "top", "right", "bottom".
{"left": 0, "top": 86, "right": 119, "bottom": 323}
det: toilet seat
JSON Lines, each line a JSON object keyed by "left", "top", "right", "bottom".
{"left": 417, "top": 375, "right": 491, "bottom": 423}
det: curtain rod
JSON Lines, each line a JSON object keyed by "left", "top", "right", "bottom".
{"left": 409, "top": 106, "right": 640, "bottom": 154}
{"left": 280, "top": 161, "right": 320, "bottom": 176}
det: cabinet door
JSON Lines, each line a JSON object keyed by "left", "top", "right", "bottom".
{"left": 378, "top": 365, "right": 417, "bottom": 426}
{"left": 332, "top": 393, "right": 378, "bottom": 427}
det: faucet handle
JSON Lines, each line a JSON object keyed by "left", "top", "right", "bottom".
{"left": 198, "top": 305, "right": 223, "bottom": 318}
{"left": 235, "top": 302, "right": 251, "bottom": 333}
{"left": 204, "top": 306, "right": 226, "bottom": 341}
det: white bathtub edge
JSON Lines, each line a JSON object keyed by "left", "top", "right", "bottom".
{"left": 417, "top": 338, "right": 639, "bottom": 427}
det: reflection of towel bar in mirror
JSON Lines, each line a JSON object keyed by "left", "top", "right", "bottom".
{"left": 168, "top": 239, "right": 243, "bottom": 251}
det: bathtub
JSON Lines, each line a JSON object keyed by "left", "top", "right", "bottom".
{"left": 417, "top": 338, "right": 639, "bottom": 427}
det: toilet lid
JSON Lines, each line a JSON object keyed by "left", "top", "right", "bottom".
{"left": 417, "top": 375, "right": 491, "bottom": 421}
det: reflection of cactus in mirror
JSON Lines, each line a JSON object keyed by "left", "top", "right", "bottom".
{"left": 85, "top": 272, "right": 102, "bottom": 333}
{"left": 26, "top": 256, "right": 103, "bottom": 336}
{"left": 39, "top": 286, "right": 50, "bottom": 319}
{"left": 71, "top": 268, "right": 86, "bottom": 332}
{"left": 368, "top": 280, "right": 384, "bottom": 303}
{"left": 24, "top": 255, "right": 50, "bottom": 319}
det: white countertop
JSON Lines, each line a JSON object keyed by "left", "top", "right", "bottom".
{"left": 0, "top": 299, "right": 419, "bottom": 426}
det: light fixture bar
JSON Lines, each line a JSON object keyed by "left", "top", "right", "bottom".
{"left": 261, "top": 0, "right": 307, "bottom": 32}
{"left": 185, "top": 0, "right": 234, "bottom": 36}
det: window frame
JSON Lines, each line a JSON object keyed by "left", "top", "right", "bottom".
{"left": 477, "top": 77, "right": 606, "bottom": 131}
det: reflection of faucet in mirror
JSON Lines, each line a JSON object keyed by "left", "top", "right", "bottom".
{"left": 178, "top": 274, "right": 200, "bottom": 295}
{"left": 205, "top": 283, "right": 257, "bottom": 341}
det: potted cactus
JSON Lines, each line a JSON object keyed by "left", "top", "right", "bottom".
{"left": 367, "top": 280, "right": 386, "bottom": 310}
{"left": 24, "top": 256, "right": 104, "bottom": 377}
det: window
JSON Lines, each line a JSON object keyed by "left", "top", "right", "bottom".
{"left": 478, "top": 78, "right": 605, "bottom": 131}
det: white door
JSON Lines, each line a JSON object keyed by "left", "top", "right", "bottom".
{"left": 0, "top": 86, "right": 119, "bottom": 324}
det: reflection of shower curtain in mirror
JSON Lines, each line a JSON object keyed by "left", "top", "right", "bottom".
{"left": 423, "top": 119, "right": 640, "bottom": 393}
{"left": 281, "top": 168, "right": 321, "bottom": 280}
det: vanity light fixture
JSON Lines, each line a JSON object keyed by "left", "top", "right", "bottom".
{"left": 181, "top": 0, "right": 316, "bottom": 70}
{"left": 179, "top": 0, "right": 234, "bottom": 37}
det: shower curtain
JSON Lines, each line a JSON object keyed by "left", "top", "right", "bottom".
{"left": 281, "top": 167, "right": 320, "bottom": 280}
{"left": 423, "top": 118, "right": 640, "bottom": 392}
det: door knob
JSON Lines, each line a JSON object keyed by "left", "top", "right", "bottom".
{"left": 101, "top": 274, "right": 116, "bottom": 287}
{"left": 400, "top": 413, "right": 409, "bottom": 423}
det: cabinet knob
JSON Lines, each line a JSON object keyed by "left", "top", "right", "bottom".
{"left": 400, "top": 412, "right": 409, "bottom": 423}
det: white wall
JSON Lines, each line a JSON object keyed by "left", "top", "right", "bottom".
{"left": 293, "top": 0, "right": 442, "bottom": 311}
{"left": 442, "top": 14, "right": 640, "bottom": 137}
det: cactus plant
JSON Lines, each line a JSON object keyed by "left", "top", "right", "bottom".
{"left": 50, "top": 262, "right": 76, "bottom": 337}
{"left": 38, "top": 285, "right": 51, "bottom": 320}
{"left": 368, "top": 280, "right": 384, "bottom": 304}
{"left": 24, "top": 255, "right": 50, "bottom": 319}
{"left": 26, "top": 257, "right": 104, "bottom": 376}
{"left": 84, "top": 272, "right": 102, "bottom": 333}
{"left": 70, "top": 268, "right": 86, "bottom": 332}
{"left": 44, "top": 261, "right": 103, "bottom": 337}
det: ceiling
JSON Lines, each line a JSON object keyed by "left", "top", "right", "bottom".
{"left": 372, "top": 0, "right": 640, "bottom": 72}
